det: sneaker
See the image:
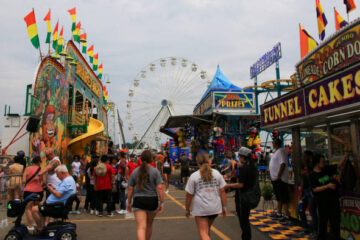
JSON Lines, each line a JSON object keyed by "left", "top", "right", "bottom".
{"left": 27, "top": 226, "right": 35, "bottom": 235}
{"left": 165, "top": 190, "right": 169, "bottom": 194}
{"left": 74, "top": 210, "right": 81, "bottom": 214}
{"left": 121, "top": 210, "right": 127, "bottom": 214}
{"left": 271, "top": 212, "right": 282, "bottom": 219}
{"left": 116, "top": 210, "right": 122, "bottom": 214}
{"left": 90, "top": 210, "right": 94, "bottom": 215}
{"left": 107, "top": 212, "right": 114, "bottom": 217}
{"left": 280, "top": 215, "right": 291, "bottom": 223}
{"left": 69, "top": 211, "right": 74, "bottom": 214}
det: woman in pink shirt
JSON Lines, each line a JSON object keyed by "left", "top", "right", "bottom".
{"left": 23, "top": 156, "right": 45, "bottom": 233}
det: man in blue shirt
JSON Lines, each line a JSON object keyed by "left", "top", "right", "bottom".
{"left": 32, "top": 165, "right": 76, "bottom": 231}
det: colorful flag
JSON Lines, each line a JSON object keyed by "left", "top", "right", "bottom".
{"left": 57, "top": 26, "right": 64, "bottom": 53}
{"left": 68, "top": 8, "right": 76, "bottom": 31}
{"left": 43, "top": 9, "right": 51, "bottom": 44}
{"left": 334, "top": 8, "right": 348, "bottom": 31}
{"left": 52, "top": 20, "right": 59, "bottom": 51}
{"left": 80, "top": 33, "right": 87, "bottom": 53}
{"left": 73, "top": 22, "right": 81, "bottom": 43}
{"left": 316, "top": 0, "right": 327, "bottom": 41}
{"left": 103, "top": 88, "right": 108, "bottom": 105}
{"left": 24, "top": 10, "right": 40, "bottom": 49}
{"left": 98, "top": 63, "right": 103, "bottom": 79}
{"left": 299, "top": 24, "right": 318, "bottom": 59}
{"left": 93, "top": 53, "right": 99, "bottom": 71}
{"left": 344, "top": 0, "right": 356, "bottom": 13}
{"left": 88, "top": 45, "right": 94, "bottom": 63}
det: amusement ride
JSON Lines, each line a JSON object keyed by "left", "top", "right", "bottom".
{"left": 125, "top": 57, "right": 209, "bottom": 150}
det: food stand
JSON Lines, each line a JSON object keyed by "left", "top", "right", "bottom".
{"left": 260, "top": 19, "right": 360, "bottom": 239}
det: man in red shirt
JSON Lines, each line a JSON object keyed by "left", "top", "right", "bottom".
{"left": 94, "top": 155, "right": 114, "bottom": 217}
{"left": 127, "top": 154, "right": 138, "bottom": 177}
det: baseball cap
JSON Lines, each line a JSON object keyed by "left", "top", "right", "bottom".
{"left": 238, "top": 147, "right": 252, "bottom": 158}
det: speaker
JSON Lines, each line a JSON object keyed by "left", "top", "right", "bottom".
{"left": 26, "top": 116, "right": 40, "bottom": 133}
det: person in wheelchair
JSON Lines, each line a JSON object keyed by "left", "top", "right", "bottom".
{"left": 31, "top": 165, "right": 76, "bottom": 232}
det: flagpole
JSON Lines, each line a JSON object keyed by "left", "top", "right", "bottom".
{"left": 334, "top": 7, "right": 337, "bottom": 30}
{"left": 33, "top": 8, "right": 43, "bottom": 60}
{"left": 48, "top": 8, "right": 51, "bottom": 56}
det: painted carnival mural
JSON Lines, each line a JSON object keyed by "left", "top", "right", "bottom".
{"left": 30, "top": 59, "right": 68, "bottom": 167}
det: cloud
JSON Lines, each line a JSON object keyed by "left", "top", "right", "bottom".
{"left": 0, "top": 0, "right": 357, "bottom": 143}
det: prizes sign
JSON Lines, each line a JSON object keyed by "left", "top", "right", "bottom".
{"left": 297, "top": 20, "right": 360, "bottom": 86}
{"left": 250, "top": 42, "right": 282, "bottom": 79}
{"left": 214, "top": 92, "right": 254, "bottom": 110}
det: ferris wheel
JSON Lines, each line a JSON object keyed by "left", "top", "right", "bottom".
{"left": 125, "top": 57, "right": 209, "bottom": 150}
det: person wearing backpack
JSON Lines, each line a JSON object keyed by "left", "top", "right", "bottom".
{"left": 94, "top": 155, "right": 115, "bottom": 217}
{"left": 225, "top": 147, "right": 259, "bottom": 240}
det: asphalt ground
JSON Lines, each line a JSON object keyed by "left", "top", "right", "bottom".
{"left": 1, "top": 171, "right": 269, "bottom": 240}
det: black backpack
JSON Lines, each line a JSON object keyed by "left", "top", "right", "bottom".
{"left": 341, "top": 159, "right": 357, "bottom": 192}
{"left": 241, "top": 170, "right": 261, "bottom": 209}
{"left": 7, "top": 200, "right": 22, "bottom": 217}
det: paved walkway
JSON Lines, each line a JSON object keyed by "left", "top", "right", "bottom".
{"left": 1, "top": 170, "right": 311, "bottom": 239}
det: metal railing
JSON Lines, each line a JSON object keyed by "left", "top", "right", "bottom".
{"left": 0, "top": 174, "right": 23, "bottom": 230}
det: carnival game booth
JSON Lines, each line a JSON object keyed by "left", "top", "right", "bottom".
{"left": 29, "top": 40, "right": 109, "bottom": 166}
{"left": 161, "top": 66, "right": 260, "bottom": 166}
{"left": 260, "top": 19, "right": 360, "bottom": 239}
{"left": 160, "top": 115, "right": 213, "bottom": 165}
{"left": 193, "top": 66, "right": 259, "bottom": 164}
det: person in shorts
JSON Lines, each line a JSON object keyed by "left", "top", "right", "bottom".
{"left": 162, "top": 152, "right": 172, "bottom": 194}
{"left": 7, "top": 156, "right": 24, "bottom": 202}
{"left": 185, "top": 152, "right": 227, "bottom": 240}
{"left": 127, "top": 150, "right": 164, "bottom": 240}
{"left": 32, "top": 165, "right": 76, "bottom": 232}
{"left": 269, "top": 138, "right": 290, "bottom": 220}
{"left": 23, "top": 156, "right": 44, "bottom": 233}
{"left": 180, "top": 153, "right": 190, "bottom": 186}
{"left": 71, "top": 155, "right": 81, "bottom": 178}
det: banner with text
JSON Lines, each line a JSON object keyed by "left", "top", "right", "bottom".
{"left": 297, "top": 20, "right": 360, "bottom": 86}
{"left": 214, "top": 92, "right": 255, "bottom": 110}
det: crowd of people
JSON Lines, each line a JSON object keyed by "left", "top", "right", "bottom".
{"left": 268, "top": 138, "right": 348, "bottom": 240}
{"left": 1, "top": 140, "right": 350, "bottom": 240}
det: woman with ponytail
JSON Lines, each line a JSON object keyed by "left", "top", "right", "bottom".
{"left": 185, "top": 152, "right": 227, "bottom": 240}
{"left": 127, "top": 150, "right": 164, "bottom": 240}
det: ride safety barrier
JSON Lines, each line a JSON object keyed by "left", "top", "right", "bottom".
{"left": 0, "top": 174, "right": 23, "bottom": 229}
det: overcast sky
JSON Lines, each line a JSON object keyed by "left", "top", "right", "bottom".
{"left": 0, "top": 0, "right": 359, "bottom": 141}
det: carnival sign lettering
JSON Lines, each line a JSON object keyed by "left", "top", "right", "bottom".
{"left": 214, "top": 92, "right": 254, "bottom": 109}
{"left": 250, "top": 42, "right": 282, "bottom": 79}
{"left": 194, "top": 94, "right": 212, "bottom": 115}
{"left": 261, "top": 90, "right": 304, "bottom": 125}
{"left": 305, "top": 64, "right": 360, "bottom": 115}
{"left": 76, "top": 62, "right": 92, "bottom": 88}
{"left": 297, "top": 21, "right": 360, "bottom": 86}
{"left": 91, "top": 80, "right": 100, "bottom": 97}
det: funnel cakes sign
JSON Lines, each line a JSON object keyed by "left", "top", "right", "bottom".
{"left": 297, "top": 20, "right": 360, "bottom": 86}
{"left": 261, "top": 63, "right": 360, "bottom": 127}
{"left": 260, "top": 89, "right": 305, "bottom": 126}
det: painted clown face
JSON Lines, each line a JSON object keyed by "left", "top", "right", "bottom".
{"left": 45, "top": 113, "right": 56, "bottom": 138}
